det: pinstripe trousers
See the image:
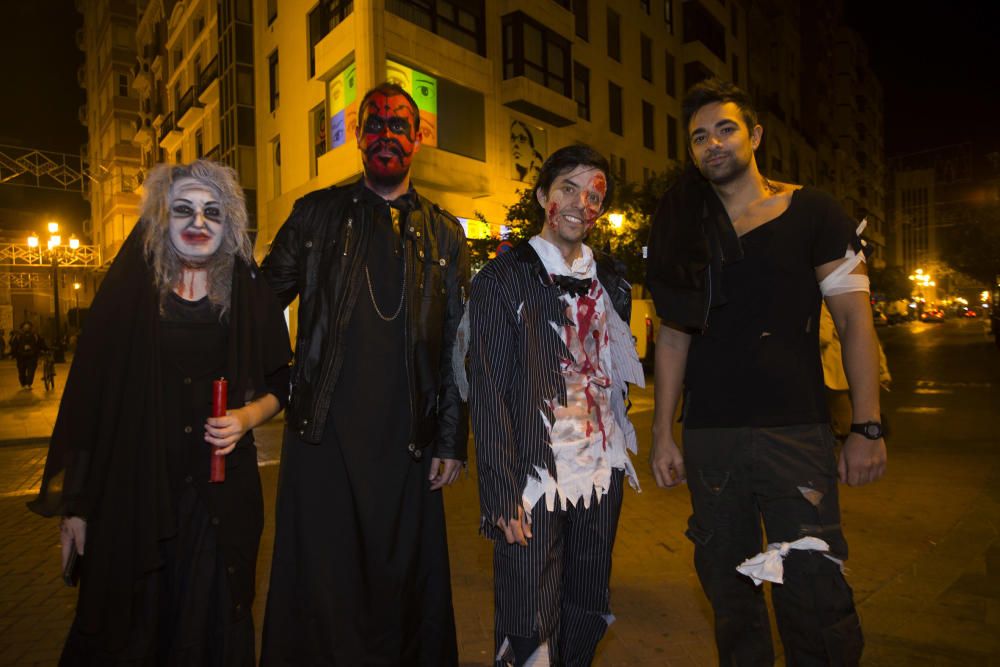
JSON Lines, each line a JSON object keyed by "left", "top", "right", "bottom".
{"left": 494, "top": 469, "right": 625, "bottom": 667}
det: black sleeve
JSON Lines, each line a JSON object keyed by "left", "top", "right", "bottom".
{"left": 265, "top": 363, "right": 292, "bottom": 410}
{"left": 468, "top": 269, "right": 522, "bottom": 528}
{"left": 261, "top": 198, "right": 306, "bottom": 308}
{"left": 810, "top": 189, "right": 863, "bottom": 267}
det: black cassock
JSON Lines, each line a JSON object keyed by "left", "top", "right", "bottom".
{"left": 261, "top": 200, "right": 458, "bottom": 666}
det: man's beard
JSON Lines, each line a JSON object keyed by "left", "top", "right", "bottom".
{"left": 699, "top": 151, "right": 751, "bottom": 186}
{"left": 363, "top": 140, "right": 411, "bottom": 188}
{"left": 364, "top": 162, "right": 409, "bottom": 188}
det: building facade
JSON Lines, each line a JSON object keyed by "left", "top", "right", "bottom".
{"left": 76, "top": 0, "right": 888, "bottom": 292}
{"left": 76, "top": 0, "right": 142, "bottom": 264}
{"left": 253, "top": 0, "right": 750, "bottom": 255}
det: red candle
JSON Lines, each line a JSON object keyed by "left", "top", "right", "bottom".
{"left": 210, "top": 378, "right": 227, "bottom": 483}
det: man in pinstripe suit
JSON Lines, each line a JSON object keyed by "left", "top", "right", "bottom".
{"left": 468, "top": 144, "right": 645, "bottom": 666}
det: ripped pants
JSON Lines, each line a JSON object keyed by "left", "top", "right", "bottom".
{"left": 683, "top": 424, "right": 863, "bottom": 666}
{"left": 493, "top": 469, "right": 625, "bottom": 667}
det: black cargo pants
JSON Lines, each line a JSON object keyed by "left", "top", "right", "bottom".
{"left": 683, "top": 424, "right": 863, "bottom": 666}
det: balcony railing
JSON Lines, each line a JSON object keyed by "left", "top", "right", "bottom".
{"left": 158, "top": 112, "right": 175, "bottom": 142}
{"left": 178, "top": 87, "right": 201, "bottom": 119}
{"left": 198, "top": 55, "right": 219, "bottom": 95}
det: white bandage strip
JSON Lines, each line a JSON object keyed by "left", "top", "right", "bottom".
{"left": 819, "top": 219, "right": 870, "bottom": 297}
{"left": 736, "top": 537, "right": 831, "bottom": 585}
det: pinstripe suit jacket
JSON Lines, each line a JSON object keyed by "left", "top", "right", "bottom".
{"left": 469, "top": 241, "right": 632, "bottom": 533}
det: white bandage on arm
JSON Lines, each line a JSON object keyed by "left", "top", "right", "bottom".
{"left": 819, "top": 219, "right": 871, "bottom": 297}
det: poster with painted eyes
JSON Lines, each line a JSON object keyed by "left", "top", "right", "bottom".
{"left": 385, "top": 58, "right": 438, "bottom": 148}
{"left": 510, "top": 118, "right": 546, "bottom": 183}
{"left": 327, "top": 62, "right": 358, "bottom": 149}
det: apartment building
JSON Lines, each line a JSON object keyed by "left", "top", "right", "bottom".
{"left": 75, "top": 0, "right": 142, "bottom": 263}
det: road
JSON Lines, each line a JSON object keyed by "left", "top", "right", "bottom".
{"left": 0, "top": 317, "right": 997, "bottom": 665}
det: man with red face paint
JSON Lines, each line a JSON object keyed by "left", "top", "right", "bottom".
{"left": 467, "top": 144, "right": 644, "bottom": 666}
{"left": 260, "top": 83, "right": 470, "bottom": 666}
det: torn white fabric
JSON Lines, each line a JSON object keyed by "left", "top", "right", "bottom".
{"left": 454, "top": 304, "right": 471, "bottom": 401}
{"left": 736, "top": 537, "right": 831, "bottom": 585}
{"left": 819, "top": 219, "right": 870, "bottom": 297}
{"left": 521, "top": 236, "right": 640, "bottom": 516}
{"left": 498, "top": 639, "right": 551, "bottom": 667}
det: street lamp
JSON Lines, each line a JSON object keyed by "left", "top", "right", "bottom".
{"left": 73, "top": 282, "right": 82, "bottom": 328}
{"left": 28, "top": 221, "right": 80, "bottom": 363}
{"left": 608, "top": 212, "right": 625, "bottom": 231}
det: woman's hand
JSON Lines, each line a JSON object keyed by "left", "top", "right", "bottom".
{"left": 60, "top": 517, "right": 86, "bottom": 571}
{"left": 204, "top": 408, "right": 252, "bottom": 455}
{"left": 204, "top": 394, "right": 281, "bottom": 456}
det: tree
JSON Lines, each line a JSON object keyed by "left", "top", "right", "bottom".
{"left": 868, "top": 266, "right": 911, "bottom": 302}
{"left": 938, "top": 201, "right": 1000, "bottom": 285}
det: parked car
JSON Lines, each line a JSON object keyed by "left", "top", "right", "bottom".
{"left": 920, "top": 309, "right": 945, "bottom": 323}
{"left": 963, "top": 308, "right": 978, "bottom": 318}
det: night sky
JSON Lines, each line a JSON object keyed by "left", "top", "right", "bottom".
{"left": 0, "top": 0, "right": 87, "bottom": 234}
{"left": 844, "top": 0, "right": 1000, "bottom": 156}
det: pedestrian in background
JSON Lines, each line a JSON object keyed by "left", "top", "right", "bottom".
{"left": 29, "top": 160, "right": 291, "bottom": 665}
{"left": 11, "top": 321, "right": 46, "bottom": 389}
{"left": 647, "top": 78, "right": 886, "bottom": 665}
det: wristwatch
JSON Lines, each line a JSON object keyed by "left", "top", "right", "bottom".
{"left": 850, "top": 421, "right": 884, "bottom": 440}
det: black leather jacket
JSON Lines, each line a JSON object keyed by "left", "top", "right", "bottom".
{"left": 261, "top": 179, "right": 471, "bottom": 460}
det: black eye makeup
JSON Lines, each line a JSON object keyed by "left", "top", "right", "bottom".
{"left": 171, "top": 201, "right": 223, "bottom": 222}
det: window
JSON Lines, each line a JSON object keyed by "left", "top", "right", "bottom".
{"left": 642, "top": 101, "right": 654, "bottom": 150}
{"left": 307, "top": 2, "right": 355, "bottom": 77}
{"left": 118, "top": 73, "right": 129, "bottom": 97}
{"left": 268, "top": 50, "right": 279, "bottom": 112}
{"left": 664, "top": 50, "right": 677, "bottom": 98}
{"left": 641, "top": 0, "right": 651, "bottom": 14}
{"left": 267, "top": 0, "right": 277, "bottom": 24}
{"left": 641, "top": 34, "right": 653, "bottom": 82}
{"left": 731, "top": 3, "right": 739, "bottom": 37}
{"left": 502, "top": 12, "right": 572, "bottom": 98}
{"left": 327, "top": 61, "right": 357, "bottom": 149}
{"left": 311, "top": 103, "right": 327, "bottom": 177}
{"left": 683, "top": 1, "right": 726, "bottom": 61}
{"left": 608, "top": 81, "right": 623, "bottom": 136}
{"left": 606, "top": 9, "right": 621, "bottom": 61}
{"left": 386, "top": 58, "right": 486, "bottom": 160}
{"left": 573, "top": 0, "right": 588, "bottom": 41}
{"left": 732, "top": 53, "right": 739, "bottom": 85}
{"left": 386, "top": 0, "right": 486, "bottom": 56}
{"left": 195, "top": 129, "right": 204, "bottom": 157}
{"left": 667, "top": 114, "right": 678, "bottom": 160}
{"left": 573, "top": 61, "right": 590, "bottom": 120}
{"left": 664, "top": 0, "right": 674, "bottom": 34}
{"left": 271, "top": 136, "right": 281, "bottom": 196}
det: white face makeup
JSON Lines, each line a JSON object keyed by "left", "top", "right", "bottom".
{"left": 168, "top": 177, "right": 225, "bottom": 263}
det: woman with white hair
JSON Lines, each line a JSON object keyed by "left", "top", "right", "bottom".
{"left": 30, "top": 160, "right": 291, "bottom": 665}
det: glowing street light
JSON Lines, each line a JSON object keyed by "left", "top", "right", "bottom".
{"left": 608, "top": 212, "right": 624, "bottom": 231}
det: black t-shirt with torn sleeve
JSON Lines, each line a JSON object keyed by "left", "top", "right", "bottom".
{"left": 683, "top": 187, "right": 861, "bottom": 429}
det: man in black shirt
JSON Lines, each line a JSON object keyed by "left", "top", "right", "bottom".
{"left": 647, "top": 78, "right": 885, "bottom": 665}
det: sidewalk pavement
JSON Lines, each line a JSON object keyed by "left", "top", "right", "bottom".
{"left": 0, "top": 359, "right": 63, "bottom": 446}
{"left": 0, "top": 354, "right": 998, "bottom": 665}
